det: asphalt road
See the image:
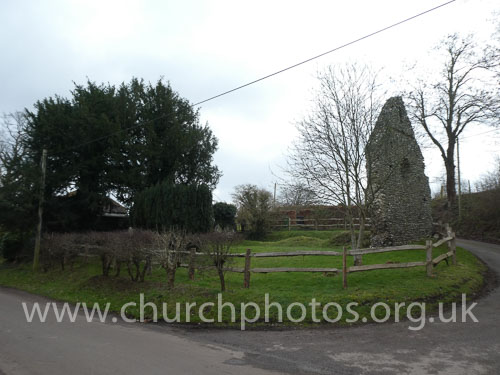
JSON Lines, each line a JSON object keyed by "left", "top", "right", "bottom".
{"left": 1, "top": 239, "right": 499, "bottom": 374}
{"left": 0, "top": 287, "right": 279, "bottom": 375}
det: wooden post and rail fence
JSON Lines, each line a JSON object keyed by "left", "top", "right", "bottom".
{"left": 177, "top": 229, "right": 457, "bottom": 290}
{"left": 269, "top": 217, "right": 370, "bottom": 231}
{"left": 75, "top": 224, "right": 457, "bottom": 290}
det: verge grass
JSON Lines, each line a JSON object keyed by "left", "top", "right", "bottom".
{"left": 0, "top": 230, "right": 486, "bottom": 327}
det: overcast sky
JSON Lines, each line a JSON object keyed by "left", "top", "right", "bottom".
{"left": 1, "top": 0, "right": 499, "bottom": 202}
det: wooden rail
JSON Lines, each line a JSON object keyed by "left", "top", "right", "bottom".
{"left": 348, "top": 244, "right": 426, "bottom": 256}
{"left": 78, "top": 225, "right": 457, "bottom": 290}
{"left": 269, "top": 217, "right": 371, "bottom": 231}
{"left": 251, "top": 267, "right": 339, "bottom": 273}
{"left": 348, "top": 261, "right": 427, "bottom": 273}
{"left": 341, "top": 233, "right": 456, "bottom": 288}
{"left": 248, "top": 250, "right": 342, "bottom": 257}
{"left": 175, "top": 228, "right": 456, "bottom": 289}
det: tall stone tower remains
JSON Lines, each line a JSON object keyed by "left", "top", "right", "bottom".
{"left": 366, "top": 96, "right": 432, "bottom": 246}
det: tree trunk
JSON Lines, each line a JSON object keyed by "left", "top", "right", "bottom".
{"left": 353, "top": 251, "right": 362, "bottom": 266}
{"left": 102, "top": 255, "right": 111, "bottom": 276}
{"left": 445, "top": 160, "right": 456, "bottom": 206}
{"left": 127, "top": 261, "right": 138, "bottom": 281}
{"left": 346, "top": 208, "right": 363, "bottom": 266}
{"left": 444, "top": 145, "right": 458, "bottom": 221}
{"left": 115, "top": 261, "right": 121, "bottom": 277}
{"left": 139, "top": 257, "right": 151, "bottom": 282}
{"left": 356, "top": 214, "right": 366, "bottom": 249}
{"left": 217, "top": 268, "right": 226, "bottom": 292}
{"left": 167, "top": 266, "right": 176, "bottom": 289}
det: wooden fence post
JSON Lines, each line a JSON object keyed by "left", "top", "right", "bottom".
{"left": 244, "top": 248, "right": 252, "bottom": 288}
{"left": 188, "top": 247, "right": 196, "bottom": 280}
{"left": 288, "top": 217, "right": 291, "bottom": 231}
{"left": 451, "top": 232, "right": 457, "bottom": 265}
{"left": 342, "top": 246, "right": 347, "bottom": 289}
{"left": 426, "top": 240, "right": 433, "bottom": 277}
{"left": 444, "top": 224, "right": 457, "bottom": 266}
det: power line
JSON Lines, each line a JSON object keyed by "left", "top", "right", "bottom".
{"left": 192, "top": 1, "right": 456, "bottom": 107}
{"left": 460, "top": 128, "right": 499, "bottom": 140}
{"left": 53, "top": 0, "right": 456, "bottom": 155}
{"left": 420, "top": 128, "right": 499, "bottom": 151}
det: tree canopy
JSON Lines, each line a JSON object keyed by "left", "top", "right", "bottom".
{"left": 408, "top": 34, "right": 500, "bottom": 216}
{"left": 0, "top": 78, "right": 221, "bottom": 233}
{"left": 285, "top": 63, "right": 381, "bottom": 252}
{"left": 232, "top": 184, "right": 273, "bottom": 239}
{"left": 213, "top": 202, "right": 237, "bottom": 229}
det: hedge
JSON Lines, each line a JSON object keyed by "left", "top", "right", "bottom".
{"left": 131, "top": 181, "right": 213, "bottom": 233}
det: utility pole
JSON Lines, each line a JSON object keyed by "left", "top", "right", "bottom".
{"left": 33, "top": 149, "right": 47, "bottom": 271}
{"left": 457, "top": 137, "right": 462, "bottom": 221}
{"left": 273, "top": 182, "right": 277, "bottom": 208}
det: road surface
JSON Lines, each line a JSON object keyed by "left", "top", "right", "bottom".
{"left": 0, "top": 239, "right": 499, "bottom": 374}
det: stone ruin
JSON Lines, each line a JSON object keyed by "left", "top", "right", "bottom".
{"left": 366, "top": 96, "right": 432, "bottom": 246}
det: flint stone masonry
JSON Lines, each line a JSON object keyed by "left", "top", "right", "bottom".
{"left": 366, "top": 96, "right": 432, "bottom": 246}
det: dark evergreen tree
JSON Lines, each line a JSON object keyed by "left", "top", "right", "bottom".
{"left": 213, "top": 202, "right": 237, "bottom": 229}
{"left": 113, "top": 78, "right": 220, "bottom": 203}
{"left": 1, "top": 78, "right": 220, "bottom": 235}
{"left": 131, "top": 181, "right": 213, "bottom": 233}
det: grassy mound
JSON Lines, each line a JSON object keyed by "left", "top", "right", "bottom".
{"left": 273, "top": 236, "right": 327, "bottom": 248}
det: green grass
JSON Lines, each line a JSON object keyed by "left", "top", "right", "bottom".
{"left": 0, "top": 230, "right": 486, "bottom": 327}
{"left": 263, "top": 230, "right": 337, "bottom": 242}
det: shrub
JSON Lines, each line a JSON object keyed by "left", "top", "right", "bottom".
{"left": 232, "top": 184, "right": 273, "bottom": 240}
{"left": 213, "top": 202, "right": 237, "bottom": 230}
{"left": 41, "top": 232, "right": 82, "bottom": 271}
{"left": 156, "top": 230, "right": 192, "bottom": 289}
{"left": 199, "top": 231, "right": 241, "bottom": 292}
{"left": 87, "top": 230, "right": 156, "bottom": 281}
{"left": 131, "top": 181, "right": 213, "bottom": 233}
{"left": 123, "top": 229, "right": 156, "bottom": 282}
{"left": 40, "top": 230, "right": 157, "bottom": 281}
{"left": 0, "top": 231, "right": 34, "bottom": 262}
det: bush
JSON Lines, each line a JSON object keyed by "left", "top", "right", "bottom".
{"left": 213, "top": 202, "right": 237, "bottom": 230}
{"left": 84, "top": 230, "right": 157, "bottom": 280}
{"left": 456, "top": 190, "right": 500, "bottom": 242}
{"left": 232, "top": 184, "right": 273, "bottom": 240}
{"left": 432, "top": 189, "right": 500, "bottom": 242}
{"left": 131, "top": 181, "right": 213, "bottom": 233}
{"left": 41, "top": 232, "right": 82, "bottom": 270}
{"left": 121, "top": 229, "right": 156, "bottom": 282}
{"left": 199, "top": 231, "right": 241, "bottom": 292}
{"left": 156, "top": 230, "right": 192, "bottom": 289}
{"left": 0, "top": 231, "right": 34, "bottom": 262}
{"left": 40, "top": 230, "right": 158, "bottom": 281}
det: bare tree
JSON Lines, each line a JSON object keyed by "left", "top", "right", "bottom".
{"left": 200, "top": 231, "right": 239, "bottom": 292}
{"left": 277, "top": 182, "right": 317, "bottom": 207}
{"left": 408, "top": 34, "right": 500, "bottom": 215}
{"left": 476, "top": 157, "right": 500, "bottom": 192}
{"left": 0, "top": 112, "right": 29, "bottom": 184}
{"left": 285, "top": 63, "right": 382, "bottom": 262}
{"left": 156, "top": 230, "right": 189, "bottom": 289}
